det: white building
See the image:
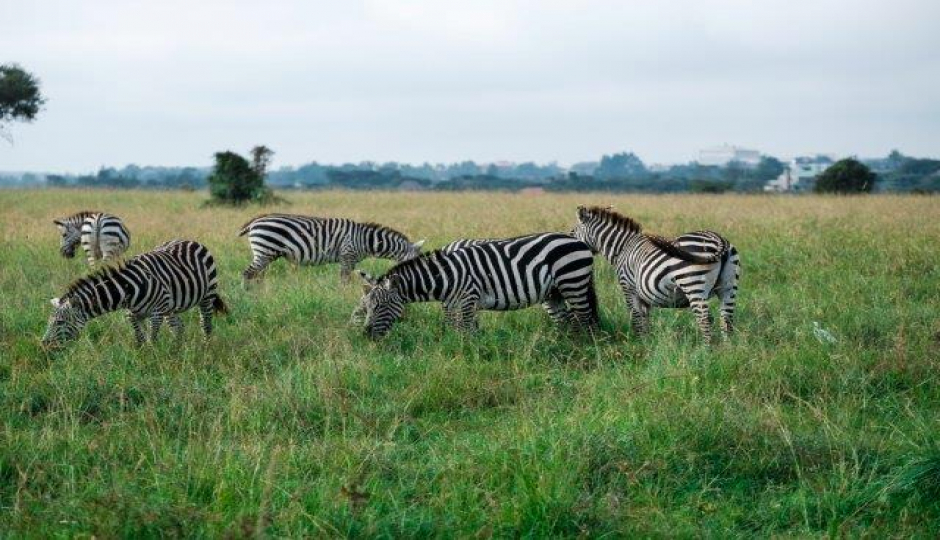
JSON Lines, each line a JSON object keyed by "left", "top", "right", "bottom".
{"left": 698, "top": 144, "right": 762, "bottom": 167}
{"left": 764, "top": 155, "right": 836, "bottom": 192}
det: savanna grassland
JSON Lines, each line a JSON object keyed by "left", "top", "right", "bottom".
{"left": 1, "top": 189, "right": 939, "bottom": 537}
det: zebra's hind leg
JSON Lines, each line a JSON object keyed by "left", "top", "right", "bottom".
{"left": 127, "top": 312, "right": 147, "bottom": 345}
{"left": 688, "top": 297, "right": 714, "bottom": 344}
{"left": 199, "top": 300, "right": 215, "bottom": 340}
{"left": 542, "top": 289, "right": 573, "bottom": 328}
{"left": 558, "top": 280, "right": 600, "bottom": 331}
{"left": 242, "top": 254, "right": 275, "bottom": 286}
{"left": 717, "top": 249, "right": 740, "bottom": 340}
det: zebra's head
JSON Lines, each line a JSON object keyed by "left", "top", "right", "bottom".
{"left": 357, "top": 271, "right": 406, "bottom": 340}
{"left": 41, "top": 297, "right": 88, "bottom": 349}
{"left": 53, "top": 219, "right": 81, "bottom": 258}
{"left": 396, "top": 239, "right": 425, "bottom": 263}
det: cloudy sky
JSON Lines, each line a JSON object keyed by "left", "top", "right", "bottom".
{"left": 1, "top": 0, "right": 938, "bottom": 172}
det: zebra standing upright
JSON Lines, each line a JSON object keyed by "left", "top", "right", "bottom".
{"left": 41, "top": 240, "right": 226, "bottom": 349}
{"left": 53, "top": 211, "right": 131, "bottom": 266}
{"left": 355, "top": 232, "right": 599, "bottom": 339}
{"left": 571, "top": 206, "right": 740, "bottom": 343}
{"left": 238, "top": 213, "right": 425, "bottom": 282}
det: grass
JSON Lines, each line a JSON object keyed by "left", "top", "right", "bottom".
{"left": 1, "top": 189, "right": 939, "bottom": 537}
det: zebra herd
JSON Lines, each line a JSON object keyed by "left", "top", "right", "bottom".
{"left": 41, "top": 206, "right": 740, "bottom": 349}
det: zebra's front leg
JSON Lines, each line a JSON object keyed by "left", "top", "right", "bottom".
{"left": 449, "top": 295, "right": 480, "bottom": 333}
{"left": 148, "top": 313, "right": 164, "bottom": 343}
{"left": 166, "top": 314, "right": 184, "bottom": 345}
{"left": 621, "top": 283, "right": 650, "bottom": 336}
{"left": 339, "top": 254, "right": 363, "bottom": 283}
{"left": 127, "top": 312, "right": 147, "bottom": 345}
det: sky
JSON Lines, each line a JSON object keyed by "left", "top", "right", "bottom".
{"left": 1, "top": 0, "right": 938, "bottom": 172}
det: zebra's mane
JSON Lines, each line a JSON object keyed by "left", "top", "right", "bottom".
{"left": 382, "top": 249, "right": 446, "bottom": 280}
{"left": 62, "top": 210, "right": 100, "bottom": 222}
{"left": 62, "top": 260, "right": 129, "bottom": 297}
{"left": 582, "top": 206, "right": 643, "bottom": 233}
{"left": 361, "top": 221, "right": 410, "bottom": 241}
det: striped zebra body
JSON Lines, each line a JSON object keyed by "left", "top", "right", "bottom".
{"left": 572, "top": 206, "right": 740, "bottom": 342}
{"left": 238, "top": 214, "right": 425, "bottom": 282}
{"left": 53, "top": 211, "right": 131, "bottom": 266}
{"left": 356, "top": 232, "right": 599, "bottom": 339}
{"left": 440, "top": 238, "right": 494, "bottom": 253}
{"left": 42, "top": 239, "right": 226, "bottom": 348}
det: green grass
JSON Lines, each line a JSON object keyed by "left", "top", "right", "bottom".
{"left": 1, "top": 190, "right": 939, "bottom": 537}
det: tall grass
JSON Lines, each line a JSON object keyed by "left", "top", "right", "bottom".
{"left": 1, "top": 190, "right": 938, "bottom": 536}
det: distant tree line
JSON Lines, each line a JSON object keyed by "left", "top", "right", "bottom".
{"left": 3, "top": 149, "right": 937, "bottom": 194}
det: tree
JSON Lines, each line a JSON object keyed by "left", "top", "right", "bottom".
{"left": 0, "top": 64, "right": 45, "bottom": 140}
{"left": 595, "top": 152, "right": 647, "bottom": 180}
{"left": 814, "top": 158, "right": 876, "bottom": 193}
{"left": 754, "top": 156, "right": 785, "bottom": 181}
{"left": 207, "top": 150, "right": 271, "bottom": 204}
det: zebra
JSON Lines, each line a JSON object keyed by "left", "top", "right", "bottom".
{"left": 571, "top": 205, "right": 740, "bottom": 343}
{"left": 238, "top": 213, "right": 425, "bottom": 283}
{"left": 53, "top": 211, "right": 131, "bottom": 266}
{"left": 41, "top": 239, "right": 227, "bottom": 349}
{"left": 354, "top": 232, "right": 599, "bottom": 340}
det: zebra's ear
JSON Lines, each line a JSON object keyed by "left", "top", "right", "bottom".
{"left": 53, "top": 219, "right": 65, "bottom": 228}
{"left": 412, "top": 239, "right": 425, "bottom": 251}
{"left": 50, "top": 297, "right": 61, "bottom": 307}
{"left": 358, "top": 270, "right": 377, "bottom": 287}
{"left": 577, "top": 205, "right": 589, "bottom": 219}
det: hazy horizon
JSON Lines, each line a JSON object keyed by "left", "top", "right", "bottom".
{"left": 2, "top": 0, "right": 938, "bottom": 172}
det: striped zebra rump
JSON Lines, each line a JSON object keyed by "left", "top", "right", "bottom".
{"left": 54, "top": 211, "right": 130, "bottom": 266}
{"left": 573, "top": 205, "right": 740, "bottom": 342}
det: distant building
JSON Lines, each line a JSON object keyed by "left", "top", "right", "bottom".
{"left": 764, "top": 155, "right": 836, "bottom": 192}
{"left": 698, "top": 144, "right": 762, "bottom": 167}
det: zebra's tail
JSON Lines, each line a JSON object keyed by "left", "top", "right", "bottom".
{"left": 648, "top": 235, "right": 722, "bottom": 264}
{"left": 211, "top": 295, "right": 229, "bottom": 315}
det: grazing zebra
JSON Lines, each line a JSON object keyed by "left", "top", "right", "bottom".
{"left": 238, "top": 213, "right": 425, "bottom": 282}
{"left": 53, "top": 211, "right": 131, "bottom": 266}
{"left": 41, "top": 240, "right": 226, "bottom": 349}
{"left": 355, "top": 232, "right": 599, "bottom": 339}
{"left": 571, "top": 206, "right": 740, "bottom": 342}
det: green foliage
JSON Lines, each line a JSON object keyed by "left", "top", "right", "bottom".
{"left": 0, "top": 64, "right": 44, "bottom": 126}
{"left": 815, "top": 158, "right": 876, "bottom": 193}
{"left": 690, "top": 179, "right": 734, "bottom": 193}
{"left": 206, "top": 148, "right": 279, "bottom": 205}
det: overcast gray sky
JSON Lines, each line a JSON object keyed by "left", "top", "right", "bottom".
{"left": 1, "top": 0, "right": 938, "bottom": 172}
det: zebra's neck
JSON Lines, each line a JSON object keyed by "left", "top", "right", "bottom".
{"left": 388, "top": 257, "right": 441, "bottom": 303}
{"left": 66, "top": 265, "right": 141, "bottom": 318}
{"left": 595, "top": 224, "right": 640, "bottom": 263}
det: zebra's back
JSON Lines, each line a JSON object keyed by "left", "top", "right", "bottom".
{"left": 135, "top": 240, "right": 220, "bottom": 312}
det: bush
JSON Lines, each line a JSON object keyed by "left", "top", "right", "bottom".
{"left": 206, "top": 147, "right": 284, "bottom": 205}
{"left": 815, "top": 158, "right": 876, "bottom": 193}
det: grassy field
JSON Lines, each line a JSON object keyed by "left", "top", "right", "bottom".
{"left": 1, "top": 189, "right": 938, "bottom": 537}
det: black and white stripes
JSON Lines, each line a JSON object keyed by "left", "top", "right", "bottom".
{"left": 41, "top": 240, "right": 226, "bottom": 348}
{"left": 356, "top": 233, "right": 599, "bottom": 339}
{"left": 53, "top": 211, "right": 131, "bottom": 266}
{"left": 571, "top": 206, "right": 740, "bottom": 342}
{"left": 238, "top": 213, "right": 425, "bottom": 282}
